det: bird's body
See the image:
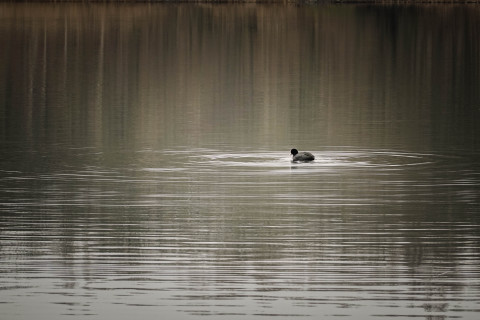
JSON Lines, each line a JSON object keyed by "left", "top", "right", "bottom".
{"left": 290, "top": 149, "right": 315, "bottom": 162}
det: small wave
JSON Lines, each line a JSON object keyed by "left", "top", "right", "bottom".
{"left": 191, "top": 149, "right": 440, "bottom": 172}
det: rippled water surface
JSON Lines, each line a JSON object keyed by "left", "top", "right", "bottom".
{"left": 1, "top": 3, "right": 480, "bottom": 320}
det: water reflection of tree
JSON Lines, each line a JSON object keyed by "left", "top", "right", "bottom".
{"left": 1, "top": 4, "right": 479, "bottom": 151}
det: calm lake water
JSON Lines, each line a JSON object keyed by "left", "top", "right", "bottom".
{"left": 1, "top": 3, "right": 480, "bottom": 319}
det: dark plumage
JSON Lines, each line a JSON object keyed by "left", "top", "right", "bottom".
{"left": 290, "top": 149, "right": 315, "bottom": 162}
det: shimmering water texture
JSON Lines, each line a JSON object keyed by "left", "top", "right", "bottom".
{"left": 1, "top": 148, "right": 479, "bottom": 319}
{"left": 1, "top": 3, "right": 480, "bottom": 320}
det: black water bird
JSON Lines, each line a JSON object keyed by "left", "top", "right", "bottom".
{"left": 290, "top": 149, "right": 315, "bottom": 162}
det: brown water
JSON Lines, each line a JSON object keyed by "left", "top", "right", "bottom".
{"left": 1, "top": 3, "right": 480, "bottom": 320}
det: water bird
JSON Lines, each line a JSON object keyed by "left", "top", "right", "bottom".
{"left": 290, "top": 149, "right": 315, "bottom": 162}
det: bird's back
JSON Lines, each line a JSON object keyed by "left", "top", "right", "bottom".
{"left": 293, "top": 152, "right": 315, "bottom": 162}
